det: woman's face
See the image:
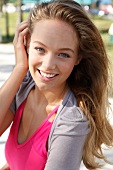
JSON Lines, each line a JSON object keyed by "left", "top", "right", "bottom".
{"left": 28, "top": 19, "right": 79, "bottom": 92}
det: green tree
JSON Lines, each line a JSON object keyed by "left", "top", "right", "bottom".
{"left": 0, "top": 0, "right": 3, "bottom": 13}
{"left": 4, "top": 0, "right": 9, "bottom": 40}
{"left": 18, "top": 0, "right": 23, "bottom": 23}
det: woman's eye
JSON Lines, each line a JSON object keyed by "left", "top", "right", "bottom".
{"left": 59, "top": 53, "right": 70, "bottom": 58}
{"left": 35, "top": 47, "right": 45, "bottom": 53}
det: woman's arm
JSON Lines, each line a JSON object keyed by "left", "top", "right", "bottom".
{"left": 45, "top": 134, "right": 87, "bottom": 170}
{"left": 45, "top": 106, "right": 90, "bottom": 170}
{"left": 0, "top": 20, "right": 29, "bottom": 135}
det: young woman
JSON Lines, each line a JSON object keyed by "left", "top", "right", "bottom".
{"left": 0, "top": 0, "right": 113, "bottom": 169}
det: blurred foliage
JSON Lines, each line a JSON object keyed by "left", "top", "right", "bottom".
{"left": 0, "top": 12, "right": 29, "bottom": 42}
{"left": 91, "top": 15, "right": 113, "bottom": 31}
{"left": 90, "top": 15, "right": 113, "bottom": 97}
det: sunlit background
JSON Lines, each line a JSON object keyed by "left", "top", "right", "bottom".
{"left": 0, "top": 0, "right": 113, "bottom": 169}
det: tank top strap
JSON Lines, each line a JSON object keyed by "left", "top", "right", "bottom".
{"left": 46, "top": 105, "right": 59, "bottom": 121}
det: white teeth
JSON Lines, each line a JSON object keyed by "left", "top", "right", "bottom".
{"left": 40, "top": 71, "right": 56, "bottom": 78}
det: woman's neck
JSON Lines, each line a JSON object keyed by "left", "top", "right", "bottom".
{"left": 32, "top": 84, "right": 68, "bottom": 106}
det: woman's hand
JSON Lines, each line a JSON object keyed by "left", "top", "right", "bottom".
{"left": 0, "top": 21, "right": 30, "bottom": 135}
{"left": 13, "top": 20, "right": 30, "bottom": 74}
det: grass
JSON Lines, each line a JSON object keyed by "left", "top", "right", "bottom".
{"left": 90, "top": 15, "right": 112, "bottom": 31}
{"left": 0, "top": 12, "right": 113, "bottom": 95}
{"left": 0, "top": 12, "right": 29, "bottom": 42}
{"left": 89, "top": 15, "right": 113, "bottom": 58}
{"left": 91, "top": 16, "right": 113, "bottom": 96}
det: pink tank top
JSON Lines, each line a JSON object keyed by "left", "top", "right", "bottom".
{"left": 5, "top": 100, "right": 59, "bottom": 170}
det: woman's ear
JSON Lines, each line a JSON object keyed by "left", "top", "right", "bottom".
{"left": 26, "top": 41, "right": 30, "bottom": 54}
{"left": 24, "top": 31, "right": 30, "bottom": 55}
{"left": 26, "top": 32, "right": 31, "bottom": 55}
{"left": 75, "top": 55, "right": 82, "bottom": 66}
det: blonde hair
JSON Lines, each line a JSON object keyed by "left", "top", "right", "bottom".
{"left": 28, "top": 0, "right": 113, "bottom": 169}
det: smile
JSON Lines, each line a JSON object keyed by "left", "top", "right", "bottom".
{"left": 38, "top": 70, "right": 58, "bottom": 79}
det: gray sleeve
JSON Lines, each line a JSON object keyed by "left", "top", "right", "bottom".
{"left": 10, "top": 71, "right": 35, "bottom": 114}
{"left": 45, "top": 107, "right": 90, "bottom": 170}
{"left": 45, "top": 135, "right": 86, "bottom": 170}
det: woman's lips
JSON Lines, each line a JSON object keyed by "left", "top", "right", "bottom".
{"left": 37, "top": 69, "right": 58, "bottom": 80}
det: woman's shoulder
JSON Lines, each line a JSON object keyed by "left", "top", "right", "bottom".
{"left": 52, "top": 89, "right": 90, "bottom": 136}
{"left": 61, "top": 89, "right": 86, "bottom": 120}
{"left": 16, "top": 71, "right": 35, "bottom": 107}
{"left": 10, "top": 71, "right": 35, "bottom": 113}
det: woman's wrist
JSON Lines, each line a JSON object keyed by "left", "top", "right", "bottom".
{"left": 14, "top": 65, "right": 28, "bottom": 76}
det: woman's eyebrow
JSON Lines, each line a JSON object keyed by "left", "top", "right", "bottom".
{"left": 33, "top": 41, "right": 75, "bottom": 53}
{"left": 33, "top": 41, "right": 46, "bottom": 46}
{"left": 58, "top": 48, "right": 74, "bottom": 53}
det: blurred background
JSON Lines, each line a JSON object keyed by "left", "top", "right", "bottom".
{"left": 0, "top": 0, "right": 113, "bottom": 169}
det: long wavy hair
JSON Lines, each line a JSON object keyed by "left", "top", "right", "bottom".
{"left": 28, "top": 0, "right": 113, "bottom": 169}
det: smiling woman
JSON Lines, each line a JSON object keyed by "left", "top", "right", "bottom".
{"left": 28, "top": 19, "right": 78, "bottom": 91}
{"left": 0, "top": 0, "right": 113, "bottom": 170}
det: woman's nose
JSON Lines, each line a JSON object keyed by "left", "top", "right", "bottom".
{"left": 42, "top": 54, "right": 56, "bottom": 70}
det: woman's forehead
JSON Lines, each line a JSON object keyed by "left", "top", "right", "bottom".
{"left": 31, "top": 19, "right": 78, "bottom": 48}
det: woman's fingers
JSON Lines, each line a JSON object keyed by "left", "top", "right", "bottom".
{"left": 13, "top": 20, "right": 30, "bottom": 72}
{"left": 13, "top": 20, "right": 28, "bottom": 44}
{"left": 16, "top": 27, "right": 29, "bottom": 48}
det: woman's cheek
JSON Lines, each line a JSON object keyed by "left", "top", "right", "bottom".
{"left": 29, "top": 53, "right": 38, "bottom": 65}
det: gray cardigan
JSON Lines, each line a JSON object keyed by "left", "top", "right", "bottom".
{"left": 10, "top": 71, "right": 90, "bottom": 170}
